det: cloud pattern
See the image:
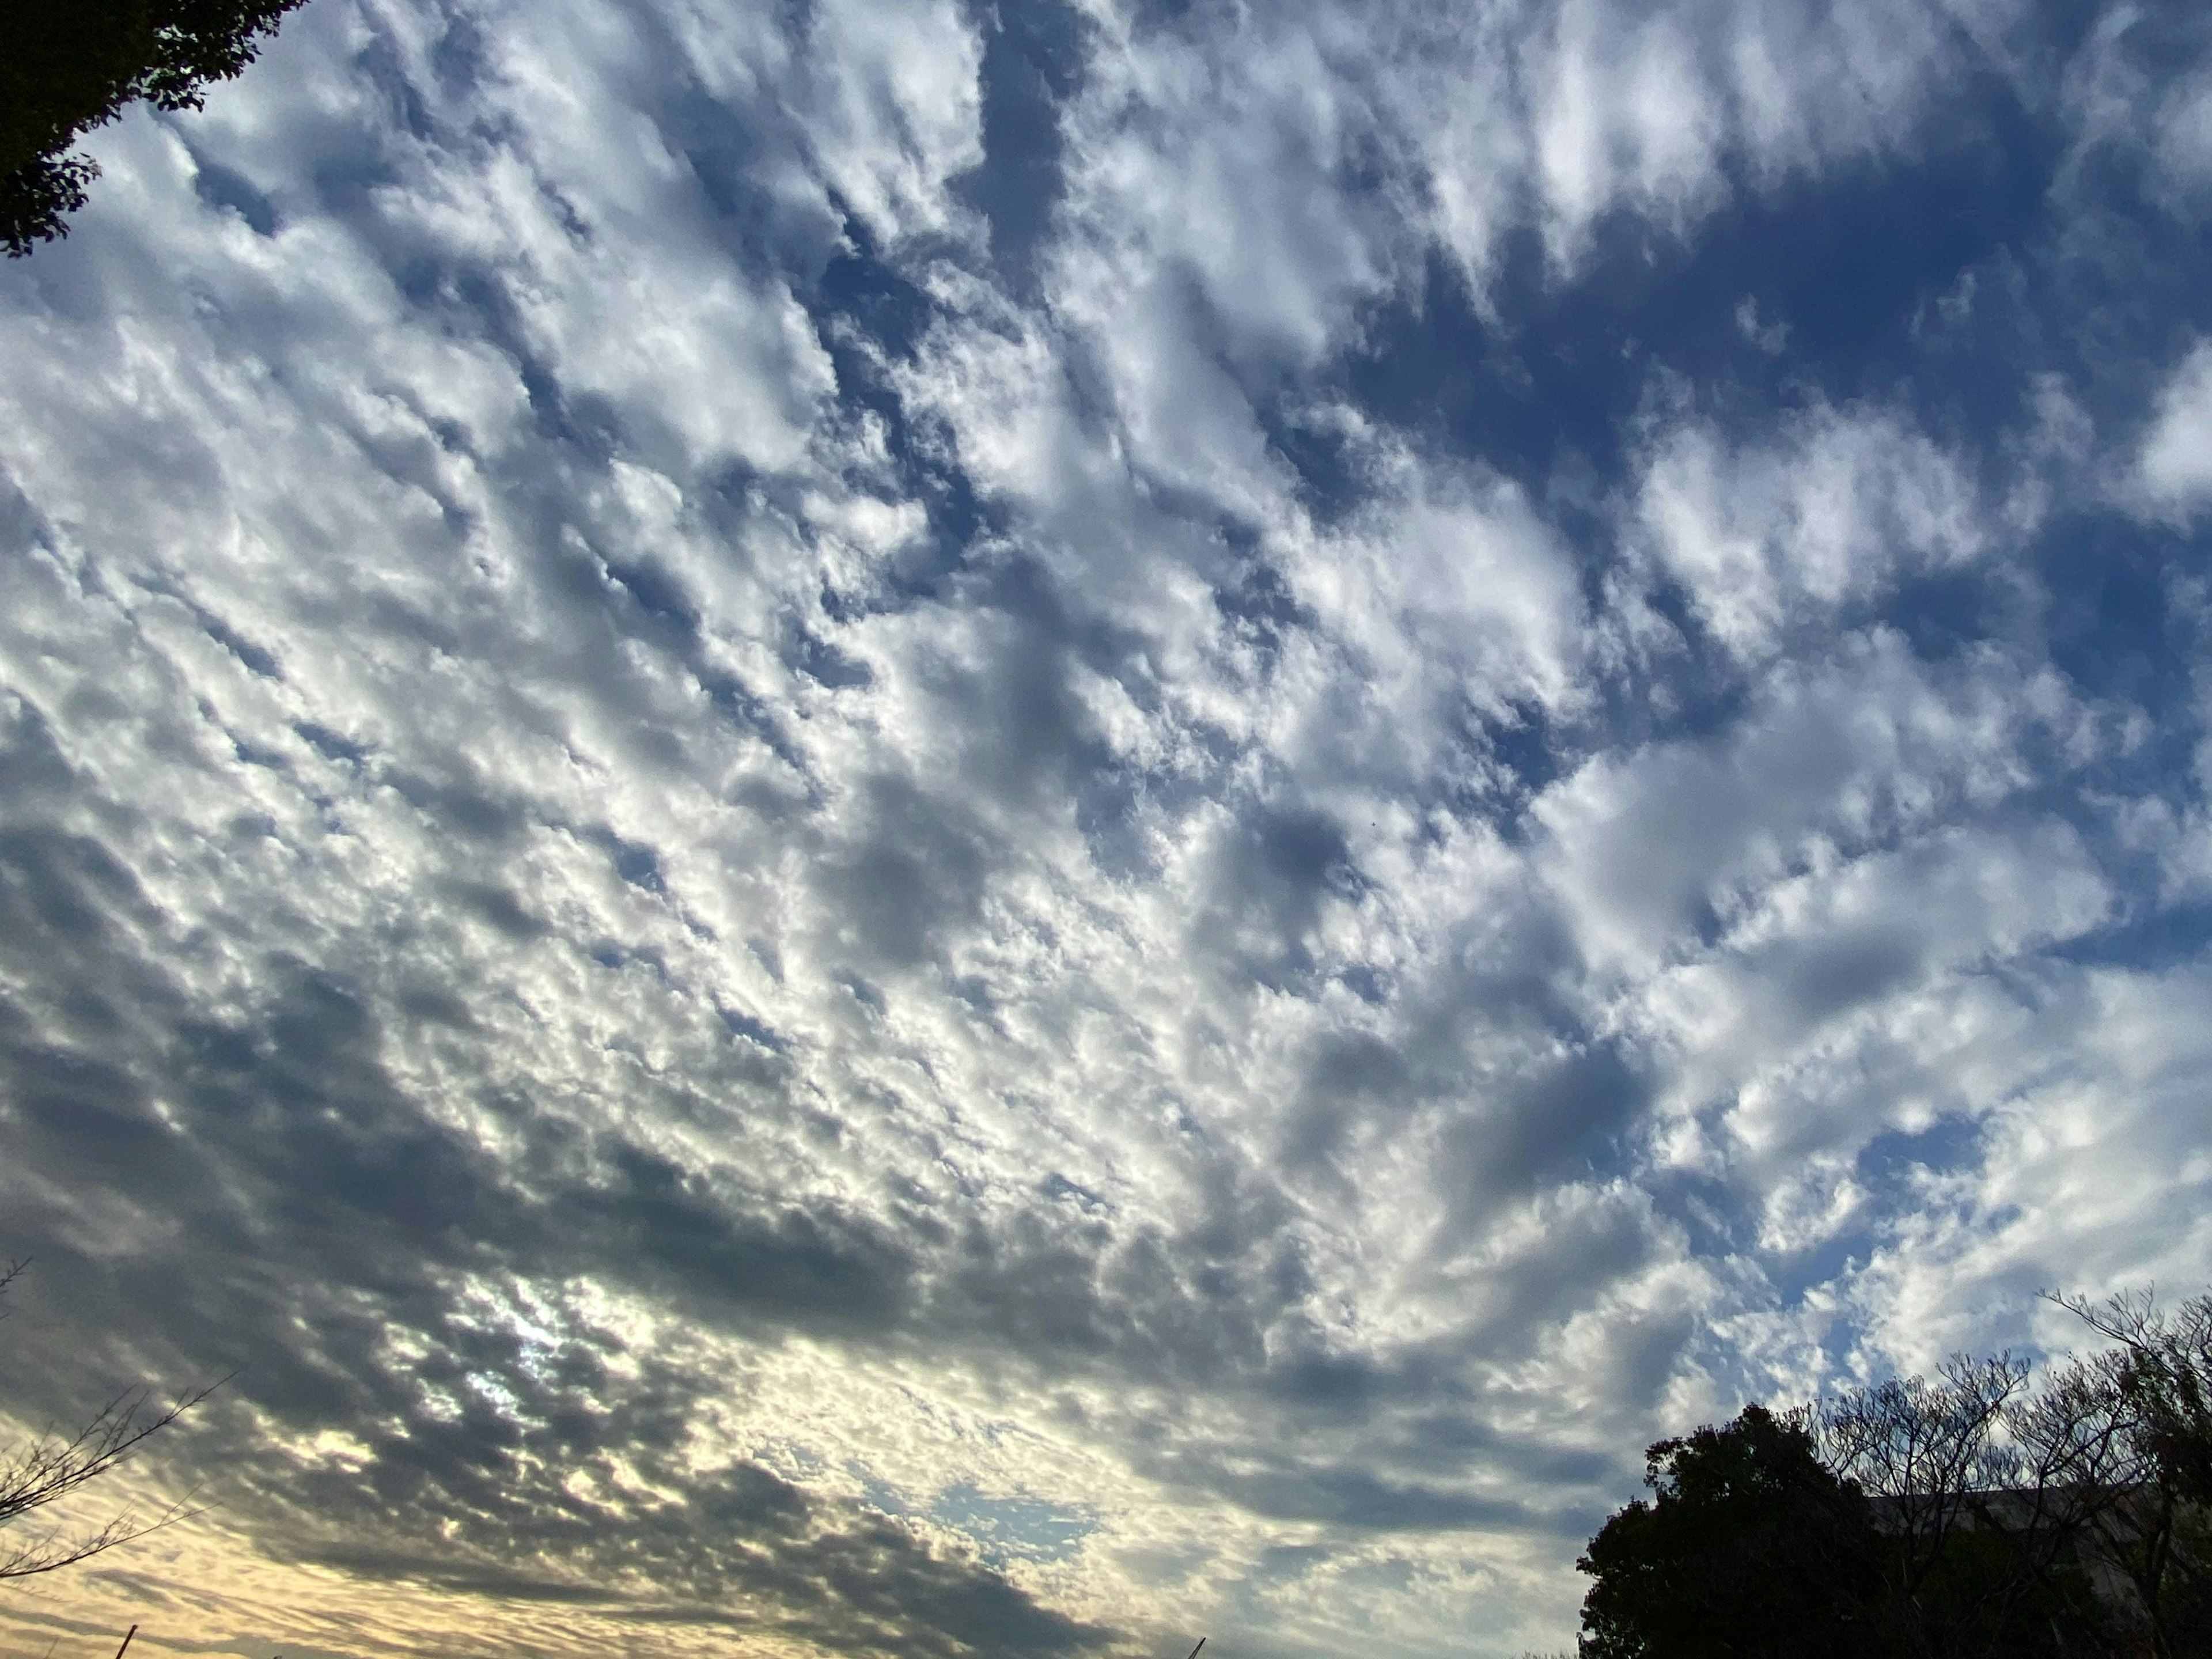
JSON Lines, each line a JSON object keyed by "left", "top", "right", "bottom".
{"left": 2, "top": 0, "right": 2211, "bottom": 1654}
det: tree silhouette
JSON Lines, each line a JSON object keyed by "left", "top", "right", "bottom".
{"left": 1575, "top": 1302, "right": 2212, "bottom": 1659}
{"left": 1, "top": 0, "right": 309, "bottom": 257}
{"left": 2044, "top": 1289, "right": 2212, "bottom": 1657}
{"left": 0, "top": 1262, "right": 219, "bottom": 1579}
{"left": 1811, "top": 1355, "right": 2118, "bottom": 1657}
{"left": 1575, "top": 1404, "right": 1888, "bottom": 1659}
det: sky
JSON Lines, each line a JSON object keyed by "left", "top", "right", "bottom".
{"left": 2, "top": 0, "right": 2212, "bottom": 1654}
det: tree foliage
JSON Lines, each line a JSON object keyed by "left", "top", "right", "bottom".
{"left": 1575, "top": 1291, "right": 2212, "bottom": 1659}
{"left": 1576, "top": 1404, "right": 1885, "bottom": 1659}
{"left": 1, "top": 0, "right": 309, "bottom": 257}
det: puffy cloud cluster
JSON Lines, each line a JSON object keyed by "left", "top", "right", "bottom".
{"left": 2, "top": 0, "right": 2211, "bottom": 1656}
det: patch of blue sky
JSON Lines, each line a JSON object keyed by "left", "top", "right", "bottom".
{"left": 928, "top": 1483, "right": 1098, "bottom": 1566}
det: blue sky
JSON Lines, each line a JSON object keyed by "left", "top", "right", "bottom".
{"left": 2, "top": 1, "right": 2212, "bottom": 1656}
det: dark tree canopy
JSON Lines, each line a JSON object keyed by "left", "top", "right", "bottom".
{"left": 1575, "top": 1404, "right": 1885, "bottom": 1659}
{"left": 1577, "top": 1294, "right": 2212, "bottom": 1659}
{"left": 1, "top": 0, "right": 309, "bottom": 256}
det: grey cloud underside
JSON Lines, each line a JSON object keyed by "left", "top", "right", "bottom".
{"left": 0, "top": 812, "right": 1099, "bottom": 1658}
{"left": 4, "top": 0, "right": 2212, "bottom": 1654}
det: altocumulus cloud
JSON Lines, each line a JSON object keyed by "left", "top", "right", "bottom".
{"left": 2, "top": 0, "right": 2211, "bottom": 1655}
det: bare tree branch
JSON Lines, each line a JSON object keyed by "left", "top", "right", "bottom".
{"left": 0, "top": 1264, "right": 226, "bottom": 1580}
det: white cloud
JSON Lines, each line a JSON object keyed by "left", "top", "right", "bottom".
{"left": 2156, "top": 68, "right": 2212, "bottom": 200}
{"left": 1525, "top": 2, "right": 1727, "bottom": 262}
{"left": 796, "top": 0, "right": 987, "bottom": 246}
{"left": 2135, "top": 338, "right": 2212, "bottom": 520}
{"left": 1734, "top": 296, "right": 1790, "bottom": 354}
{"left": 2057, "top": 10, "right": 2212, "bottom": 217}
{"left": 1633, "top": 403, "right": 1985, "bottom": 662}
{"left": 1838, "top": 964, "right": 2212, "bottom": 1376}
{"left": 1533, "top": 631, "right": 2073, "bottom": 974}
